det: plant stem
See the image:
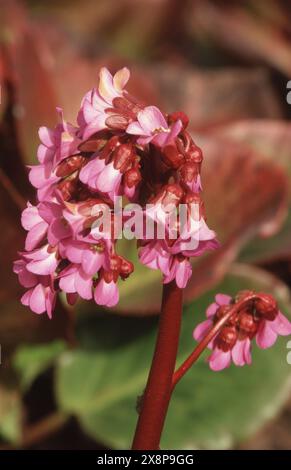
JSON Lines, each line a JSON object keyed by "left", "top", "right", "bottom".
{"left": 172, "top": 294, "right": 257, "bottom": 390}
{"left": 131, "top": 281, "right": 183, "bottom": 450}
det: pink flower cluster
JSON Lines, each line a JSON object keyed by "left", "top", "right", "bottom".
{"left": 193, "top": 292, "right": 291, "bottom": 371}
{"left": 14, "top": 67, "right": 218, "bottom": 317}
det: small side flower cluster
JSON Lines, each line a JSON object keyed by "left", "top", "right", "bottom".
{"left": 14, "top": 67, "right": 218, "bottom": 317}
{"left": 193, "top": 291, "right": 291, "bottom": 371}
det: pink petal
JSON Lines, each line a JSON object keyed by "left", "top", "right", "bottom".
{"left": 64, "top": 241, "right": 86, "bottom": 264}
{"left": 215, "top": 294, "right": 232, "bottom": 306}
{"left": 231, "top": 340, "right": 246, "bottom": 366}
{"left": 82, "top": 249, "right": 103, "bottom": 276}
{"left": 21, "top": 203, "right": 43, "bottom": 230}
{"left": 138, "top": 106, "right": 168, "bottom": 134}
{"left": 98, "top": 67, "right": 117, "bottom": 102}
{"left": 27, "top": 252, "right": 58, "bottom": 275}
{"left": 206, "top": 302, "right": 219, "bottom": 318}
{"left": 47, "top": 218, "right": 70, "bottom": 246}
{"left": 45, "top": 289, "right": 55, "bottom": 319}
{"left": 29, "top": 284, "right": 46, "bottom": 314}
{"left": 165, "top": 119, "right": 182, "bottom": 145}
{"left": 270, "top": 312, "right": 291, "bottom": 336}
{"left": 126, "top": 121, "right": 145, "bottom": 136}
{"left": 208, "top": 348, "right": 231, "bottom": 371}
{"left": 175, "top": 260, "right": 192, "bottom": 288}
{"left": 38, "top": 126, "right": 55, "bottom": 147}
{"left": 59, "top": 269, "right": 77, "bottom": 293}
{"left": 193, "top": 319, "right": 212, "bottom": 342}
{"left": 256, "top": 321, "right": 278, "bottom": 349}
{"left": 37, "top": 144, "right": 54, "bottom": 164}
{"left": 21, "top": 289, "right": 33, "bottom": 307}
{"left": 113, "top": 67, "right": 130, "bottom": 92}
{"left": 29, "top": 165, "right": 47, "bottom": 188}
{"left": 243, "top": 338, "right": 252, "bottom": 365}
{"left": 83, "top": 115, "right": 107, "bottom": 140}
{"left": 75, "top": 269, "right": 93, "bottom": 300}
{"left": 25, "top": 221, "right": 48, "bottom": 251}
{"left": 96, "top": 162, "right": 121, "bottom": 193}
{"left": 94, "top": 279, "right": 119, "bottom": 307}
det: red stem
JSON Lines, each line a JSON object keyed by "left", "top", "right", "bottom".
{"left": 172, "top": 294, "right": 257, "bottom": 389}
{"left": 131, "top": 281, "right": 183, "bottom": 450}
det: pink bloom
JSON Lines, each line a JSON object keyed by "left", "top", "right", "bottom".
{"left": 126, "top": 106, "right": 182, "bottom": 147}
{"left": 59, "top": 264, "right": 93, "bottom": 300}
{"left": 256, "top": 312, "right": 291, "bottom": 349}
{"left": 29, "top": 109, "right": 80, "bottom": 202}
{"left": 163, "top": 256, "right": 192, "bottom": 289}
{"left": 13, "top": 258, "right": 56, "bottom": 318}
{"left": 139, "top": 240, "right": 171, "bottom": 275}
{"left": 21, "top": 201, "right": 70, "bottom": 250}
{"left": 78, "top": 67, "right": 130, "bottom": 139}
{"left": 60, "top": 239, "right": 110, "bottom": 276}
{"left": 94, "top": 277, "right": 119, "bottom": 307}
{"left": 79, "top": 155, "right": 122, "bottom": 200}
{"left": 208, "top": 339, "right": 251, "bottom": 371}
{"left": 13, "top": 258, "right": 38, "bottom": 288}
{"left": 21, "top": 281, "right": 56, "bottom": 318}
{"left": 22, "top": 245, "right": 58, "bottom": 276}
{"left": 193, "top": 293, "right": 291, "bottom": 371}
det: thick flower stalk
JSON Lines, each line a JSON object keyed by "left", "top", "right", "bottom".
{"left": 14, "top": 67, "right": 218, "bottom": 317}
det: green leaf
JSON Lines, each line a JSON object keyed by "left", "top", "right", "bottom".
{"left": 0, "top": 386, "right": 21, "bottom": 444}
{"left": 55, "top": 264, "right": 291, "bottom": 449}
{"left": 14, "top": 340, "right": 66, "bottom": 392}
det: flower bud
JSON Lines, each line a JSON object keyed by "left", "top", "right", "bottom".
{"left": 186, "top": 144, "right": 203, "bottom": 164}
{"left": 162, "top": 145, "right": 184, "bottom": 169}
{"left": 56, "top": 155, "right": 87, "bottom": 177}
{"left": 238, "top": 311, "right": 258, "bottom": 339}
{"left": 255, "top": 293, "right": 278, "bottom": 321}
{"left": 124, "top": 167, "right": 141, "bottom": 188}
{"left": 105, "top": 114, "right": 129, "bottom": 130}
{"left": 216, "top": 326, "right": 238, "bottom": 352}
{"left": 119, "top": 256, "right": 134, "bottom": 279}
{"left": 113, "top": 144, "right": 135, "bottom": 172}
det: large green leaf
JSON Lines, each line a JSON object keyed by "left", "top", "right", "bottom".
{"left": 13, "top": 340, "right": 66, "bottom": 392}
{"left": 55, "top": 264, "right": 291, "bottom": 449}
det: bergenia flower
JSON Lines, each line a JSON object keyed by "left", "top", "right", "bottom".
{"left": 126, "top": 106, "right": 182, "bottom": 147}
{"left": 78, "top": 67, "right": 132, "bottom": 139}
{"left": 14, "top": 65, "right": 218, "bottom": 318}
{"left": 193, "top": 292, "right": 291, "bottom": 371}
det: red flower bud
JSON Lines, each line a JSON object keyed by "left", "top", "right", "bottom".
{"left": 179, "top": 162, "right": 198, "bottom": 184}
{"left": 56, "top": 155, "right": 87, "bottom": 177}
{"left": 255, "top": 293, "right": 278, "bottom": 321}
{"left": 162, "top": 145, "right": 184, "bottom": 169}
{"left": 186, "top": 144, "right": 203, "bottom": 164}
{"left": 119, "top": 256, "right": 134, "bottom": 279}
{"left": 124, "top": 167, "right": 141, "bottom": 188}
{"left": 105, "top": 114, "right": 129, "bottom": 131}
{"left": 113, "top": 144, "right": 135, "bottom": 172}
{"left": 216, "top": 326, "right": 238, "bottom": 352}
{"left": 238, "top": 311, "right": 258, "bottom": 339}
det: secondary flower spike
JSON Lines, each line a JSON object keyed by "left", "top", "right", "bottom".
{"left": 193, "top": 291, "right": 291, "bottom": 371}
{"left": 14, "top": 66, "right": 218, "bottom": 317}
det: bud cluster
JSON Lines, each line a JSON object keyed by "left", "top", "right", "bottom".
{"left": 193, "top": 291, "right": 291, "bottom": 371}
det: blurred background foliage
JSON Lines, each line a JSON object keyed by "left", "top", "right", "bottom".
{"left": 1, "top": 0, "right": 291, "bottom": 449}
